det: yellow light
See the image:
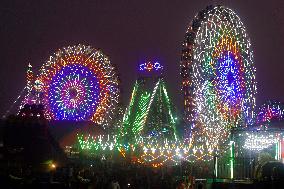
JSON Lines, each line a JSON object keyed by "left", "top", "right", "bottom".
{"left": 51, "top": 163, "right": 56, "bottom": 169}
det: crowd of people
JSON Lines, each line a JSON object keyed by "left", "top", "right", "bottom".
{"left": 1, "top": 160, "right": 205, "bottom": 189}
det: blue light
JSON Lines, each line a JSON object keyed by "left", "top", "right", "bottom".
{"left": 138, "top": 61, "right": 163, "bottom": 72}
{"left": 48, "top": 64, "right": 101, "bottom": 121}
{"left": 215, "top": 51, "right": 244, "bottom": 107}
{"left": 154, "top": 62, "right": 163, "bottom": 70}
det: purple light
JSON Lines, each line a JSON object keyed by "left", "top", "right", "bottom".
{"left": 48, "top": 64, "right": 101, "bottom": 121}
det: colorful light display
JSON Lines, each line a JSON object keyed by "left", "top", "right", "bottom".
{"left": 77, "top": 133, "right": 185, "bottom": 166}
{"left": 256, "top": 101, "right": 284, "bottom": 123}
{"left": 139, "top": 61, "right": 163, "bottom": 72}
{"left": 37, "top": 44, "right": 120, "bottom": 126}
{"left": 77, "top": 133, "right": 237, "bottom": 166}
{"left": 180, "top": 6, "right": 257, "bottom": 160}
{"left": 48, "top": 64, "right": 100, "bottom": 120}
{"left": 121, "top": 70, "right": 177, "bottom": 141}
{"left": 77, "top": 128, "right": 284, "bottom": 167}
{"left": 20, "top": 63, "right": 35, "bottom": 109}
{"left": 243, "top": 132, "right": 279, "bottom": 151}
{"left": 26, "top": 63, "right": 34, "bottom": 93}
{"left": 108, "top": 61, "right": 177, "bottom": 165}
{"left": 9, "top": 5, "right": 284, "bottom": 170}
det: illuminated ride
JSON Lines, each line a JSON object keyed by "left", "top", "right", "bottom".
{"left": 181, "top": 5, "right": 257, "bottom": 160}
{"left": 239, "top": 101, "right": 284, "bottom": 152}
{"left": 77, "top": 61, "right": 179, "bottom": 167}
{"left": 121, "top": 61, "right": 176, "bottom": 140}
{"left": 35, "top": 44, "right": 120, "bottom": 126}
{"left": 118, "top": 61, "right": 178, "bottom": 165}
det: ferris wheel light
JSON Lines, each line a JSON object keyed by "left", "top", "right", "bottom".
{"left": 34, "top": 44, "right": 120, "bottom": 126}
{"left": 181, "top": 6, "right": 257, "bottom": 160}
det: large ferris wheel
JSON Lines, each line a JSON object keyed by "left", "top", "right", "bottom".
{"left": 34, "top": 44, "right": 120, "bottom": 127}
{"left": 181, "top": 6, "right": 257, "bottom": 159}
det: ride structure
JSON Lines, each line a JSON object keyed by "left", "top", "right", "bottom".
{"left": 19, "top": 44, "right": 120, "bottom": 128}
{"left": 121, "top": 61, "right": 177, "bottom": 141}
{"left": 5, "top": 5, "right": 284, "bottom": 179}
{"left": 181, "top": 5, "right": 257, "bottom": 160}
{"left": 77, "top": 61, "right": 180, "bottom": 166}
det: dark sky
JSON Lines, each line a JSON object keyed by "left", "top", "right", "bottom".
{"left": 1, "top": 0, "right": 284, "bottom": 116}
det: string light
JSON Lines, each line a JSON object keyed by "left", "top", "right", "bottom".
{"left": 243, "top": 132, "right": 279, "bottom": 151}
{"left": 19, "top": 64, "right": 35, "bottom": 110}
{"left": 77, "top": 133, "right": 235, "bottom": 166}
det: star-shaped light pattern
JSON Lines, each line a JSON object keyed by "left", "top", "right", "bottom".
{"left": 48, "top": 64, "right": 100, "bottom": 121}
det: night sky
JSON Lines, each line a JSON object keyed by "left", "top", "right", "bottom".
{"left": 1, "top": 0, "right": 284, "bottom": 117}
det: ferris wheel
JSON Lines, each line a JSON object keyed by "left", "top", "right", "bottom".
{"left": 181, "top": 5, "right": 257, "bottom": 160}
{"left": 36, "top": 44, "right": 120, "bottom": 127}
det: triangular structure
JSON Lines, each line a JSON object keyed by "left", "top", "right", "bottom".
{"left": 122, "top": 76, "right": 177, "bottom": 141}
{"left": 3, "top": 63, "right": 37, "bottom": 118}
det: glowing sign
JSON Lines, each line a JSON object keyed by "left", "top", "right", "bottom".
{"left": 139, "top": 62, "right": 163, "bottom": 72}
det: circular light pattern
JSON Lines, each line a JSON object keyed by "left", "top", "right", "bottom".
{"left": 181, "top": 6, "right": 257, "bottom": 160}
{"left": 37, "top": 44, "right": 120, "bottom": 126}
{"left": 48, "top": 64, "right": 100, "bottom": 120}
{"left": 256, "top": 101, "right": 284, "bottom": 123}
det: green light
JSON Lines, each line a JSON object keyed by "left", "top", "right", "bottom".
{"left": 230, "top": 141, "right": 234, "bottom": 179}
{"left": 121, "top": 78, "right": 177, "bottom": 140}
{"left": 133, "top": 92, "right": 151, "bottom": 134}
{"left": 275, "top": 141, "right": 281, "bottom": 161}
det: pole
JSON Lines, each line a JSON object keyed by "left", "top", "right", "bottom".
{"left": 214, "top": 156, "right": 218, "bottom": 179}
{"left": 230, "top": 141, "right": 235, "bottom": 179}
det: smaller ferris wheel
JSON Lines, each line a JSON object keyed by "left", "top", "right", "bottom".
{"left": 34, "top": 44, "right": 120, "bottom": 126}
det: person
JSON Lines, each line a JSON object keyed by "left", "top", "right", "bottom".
{"left": 111, "top": 178, "right": 120, "bottom": 189}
